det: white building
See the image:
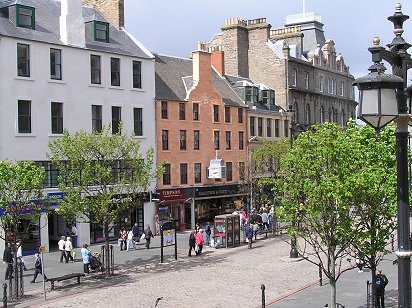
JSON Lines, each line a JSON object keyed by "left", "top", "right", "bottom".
{"left": 0, "top": 0, "right": 156, "bottom": 253}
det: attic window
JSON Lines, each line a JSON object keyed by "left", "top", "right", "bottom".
{"left": 94, "top": 21, "right": 109, "bottom": 43}
{"left": 16, "top": 5, "right": 35, "bottom": 29}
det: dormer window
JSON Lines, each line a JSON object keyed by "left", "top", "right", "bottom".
{"left": 245, "top": 86, "right": 258, "bottom": 104}
{"left": 94, "top": 21, "right": 109, "bottom": 43}
{"left": 16, "top": 5, "right": 35, "bottom": 30}
{"left": 262, "top": 89, "right": 275, "bottom": 109}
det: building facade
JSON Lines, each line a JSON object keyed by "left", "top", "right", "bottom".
{"left": 0, "top": 0, "right": 156, "bottom": 253}
{"left": 154, "top": 44, "right": 248, "bottom": 233}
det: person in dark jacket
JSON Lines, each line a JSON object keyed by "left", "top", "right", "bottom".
{"left": 205, "top": 222, "right": 212, "bottom": 247}
{"left": 132, "top": 223, "right": 140, "bottom": 243}
{"left": 3, "top": 242, "right": 13, "bottom": 280}
{"left": 188, "top": 230, "right": 196, "bottom": 257}
{"left": 246, "top": 224, "right": 254, "bottom": 249}
{"left": 30, "top": 253, "right": 47, "bottom": 283}
{"left": 376, "top": 269, "right": 389, "bottom": 308}
{"left": 144, "top": 225, "right": 154, "bottom": 249}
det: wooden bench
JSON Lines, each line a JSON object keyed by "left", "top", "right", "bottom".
{"left": 48, "top": 273, "right": 85, "bottom": 290}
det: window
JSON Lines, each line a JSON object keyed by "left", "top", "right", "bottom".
{"left": 250, "top": 116, "right": 255, "bottom": 136}
{"left": 179, "top": 103, "right": 186, "bottom": 120}
{"left": 90, "top": 55, "right": 101, "bottom": 84}
{"left": 94, "top": 21, "right": 109, "bottom": 43}
{"left": 162, "top": 130, "right": 169, "bottom": 150}
{"left": 214, "top": 131, "right": 220, "bottom": 150}
{"left": 18, "top": 100, "right": 31, "bottom": 133}
{"left": 226, "top": 162, "right": 232, "bottom": 181}
{"left": 291, "top": 68, "right": 297, "bottom": 87}
{"left": 180, "top": 163, "right": 188, "bottom": 184}
{"left": 275, "top": 119, "right": 280, "bottom": 137}
{"left": 213, "top": 105, "right": 219, "bottom": 122}
{"left": 225, "top": 107, "right": 231, "bottom": 123}
{"left": 320, "top": 106, "right": 325, "bottom": 123}
{"left": 112, "top": 106, "right": 121, "bottom": 134}
{"left": 332, "top": 79, "right": 337, "bottom": 94}
{"left": 16, "top": 5, "right": 35, "bottom": 29}
{"left": 262, "top": 90, "right": 275, "bottom": 109}
{"left": 111, "top": 57, "right": 120, "bottom": 86}
{"left": 133, "top": 108, "right": 143, "bottom": 136}
{"left": 92, "top": 105, "right": 102, "bottom": 132}
{"left": 225, "top": 131, "right": 231, "bottom": 150}
{"left": 163, "top": 164, "right": 171, "bottom": 185}
{"left": 239, "top": 131, "right": 244, "bottom": 150}
{"left": 284, "top": 120, "right": 289, "bottom": 137}
{"left": 305, "top": 104, "right": 311, "bottom": 124}
{"left": 328, "top": 78, "right": 333, "bottom": 94}
{"left": 17, "top": 44, "right": 30, "bottom": 77}
{"left": 193, "top": 103, "right": 199, "bottom": 120}
{"left": 258, "top": 117, "right": 263, "bottom": 136}
{"left": 339, "top": 81, "right": 344, "bottom": 96}
{"left": 245, "top": 86, "right": 259, "bottom": 103}
{"left": 161, "top": 101, "right": 168, "bottom": 119}
{"left": 304, "top": 72, "right": 309, "bottom": 89}
{"left": 267, "top": 119, "right": 272, "bottom": 137}
{"left": 239, "top": 162, "right": 245, "bottom": 181}
{"left": 319, "top": 75, "right": 324, "bottom": 92}
{"left": 238, "top": 108, "right": 243, "bottom": 123}
{"left": 50, "top": 49, "right": 62, "bottom": 80}
{"left": 194, "top": 130, "right": 200, "bottom": 150}
{"left": 51, "top": 102, "right": 63, "bottom": 134}
{"left": 194, "top": 163, "right": 202, "bottom": 183}
{"left": 180, "top": 130, "right": 186, "bottom": 150}
{"left": 132, "top": 61, "right": 142, "bottom": 88}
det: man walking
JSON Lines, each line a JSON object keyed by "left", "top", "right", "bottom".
{"left": 205, "top": 222, "right": 212, "bottom": 247}
{"left": 144, "top": 225, "right": 154, "bottom": 249}
{"left": 30, "top": 253, "right": 47, "bottom": 283}
{"left": 132, "top": 223, "right": 140, "bottom": 243}
{"left": 246, "top": 224, "right": 253, "bottom": 249}
{"left": 375, "top": 269, "right": 389, "bottom": 308}
{"left": 3, "top": 242, "right": 13, "bottom": 280}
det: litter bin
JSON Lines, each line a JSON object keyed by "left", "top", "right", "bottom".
{"left": 214, "top": 214, "right": 240, "bottom": 248}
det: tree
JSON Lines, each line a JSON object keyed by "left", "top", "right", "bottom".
{"left": 48, "top": 125, "right": 163, "bottom": 276}
{"left": 0, "top": 160, "right": 46, "bottom": 299}
{"left": 274, "top": 121, "right": 397, "bottom": 307}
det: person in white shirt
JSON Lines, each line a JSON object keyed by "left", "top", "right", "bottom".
{"left": 71, "top": 224, "right": 78, "bottom": 248}
{"left": 58, "top": 236, "right": 66, "bottom": 263}
{"left": 64, "top": 237, "right": 73, "bottom": 263}
{"left": 127, "top": 230, "right": 135, "bottom": 251}
{"left": 261, "top": 210, "right": 269, "bottom": 230}
{"left": 16, "top": 240, "right": 27, "bottom": 271}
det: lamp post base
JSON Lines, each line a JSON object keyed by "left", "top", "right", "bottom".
{"left": 290, "top": 235, "right": 298, "bottom": 258}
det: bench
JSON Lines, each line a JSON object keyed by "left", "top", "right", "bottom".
{"left": 48, "top": 273, "right": 85, "bottom": 290}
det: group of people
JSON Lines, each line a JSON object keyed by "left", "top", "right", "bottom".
{"left": 118, "top": 224, "right": 154, "bottom": 251}
{"left": 188, "top": 223, "right": 212, "bottom": 256}
{"left": 58, "top": 236, "right": 75, "bottom": 263}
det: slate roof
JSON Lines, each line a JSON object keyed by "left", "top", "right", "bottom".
{"left": 0, "top": 0, "right": 151, "bottom": 59}
{"left": 155, "top": 54, "right": 245, "bottom": 107}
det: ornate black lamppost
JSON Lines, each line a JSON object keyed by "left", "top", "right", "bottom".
{"left": 354, "top": 4, "right": 412, "bottom": 307}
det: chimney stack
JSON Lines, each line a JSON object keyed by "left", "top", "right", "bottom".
{"left": 83, "top": 0, "right": 124, "bottom": 28}
{"left": 210, "top": 46, "right": 225, "bottom": 76}
{"left": 60, "top": 0, "right": 86, "bottom": 47}
{"left": 192, "top": 42, "right": 212, "bottom": 85}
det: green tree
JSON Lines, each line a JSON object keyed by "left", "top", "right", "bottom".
{"left": 0, "top": 160, "right": 46, "bottom": 298}
{"left": 275, "top": 121, "right": 396, "bottom": 307}
{"left": 48, "top": 125, "right": 163, "bottom": 276}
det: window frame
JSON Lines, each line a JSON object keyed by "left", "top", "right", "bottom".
{"left": 18, "top": 100, "right": 31, "bottom": 134}
{"left": 92, "top": 105, "right": 102, "bottom": 133}
{"left": 111, "top": 106, "right": 121, "bottom": 134}
{"left": 51, "top": 102, "right": 63, "bottom": 134}
{"left": 94, "top": 21, "right": 109, "bottom": 43}
{"left": 250, "top": 116, "right": 255, "bottom": 136}
{"left": 238, "top": 108, "right": 243, "bottom": 123}
{"left": 258, "top": 117, "right": 263, "bottom": 137}
{"left": 194, "top": 163, "right": 202, "bottom": 183}
{"left": 132, "top": 60, "right": 142, "bottom": 89}
{"left": 179, "top": 103, "right": 186, "bottom": 120}
{"left": 319, "top": 75, "right": 324, "bottom": 92}
{"left": 224, "top": 106, "right": 231, "bottom": 123}
{"left": 110, "top": 57, "right": 121, "bottom": 87}
{"left": 50, "top": 48, "right": 62, "bottom": 80}
{"left": 162, "top": 130, "right": 169, "bottom": 151}
{"left": 304, "top": 71, "right": 309, "bottom": 89}
{"left": 226, "top": 162, "right": 232, "bottom": 181}
{"left": 133, "top": 107, "right": 143, "bottom": 136}
{"left": 16, "top": 4, "right": 35, "bottom": 30}
{"left": 193, "top": 103, "right": 199, "bottom": 121}
{"left": 238, "top": 131, "right": 244, "bottom": 150}
{"left": 291, "top": 68, "right": 297, "bottom": 87}
{"left": 163, "top": 164, "right": 171, "bottom": 185}
{"left": 214, "top": 131, "right": 220, "bottom": 150}
{"left": 180, "top": 130, "right": 187, "bottom": 150}
{"left": 213, "top": 105, "right": 219, "bottom": 122}
{"left": 193, "top": 130, "right": 200, "bottom": 150}
{"left": 161, "top": 101, "right": 168, "bottom": 119}
{"left": 90, "top": 55, "right": 101, "bottom": 84}
{"left": 180, "top": 163, "right": 188, "bottom": 184}
{"left": 17, "top": 43, "right": 30, "bottom": 77}
{"left": 225, "top": 131, "right": 231, "bottom": 150}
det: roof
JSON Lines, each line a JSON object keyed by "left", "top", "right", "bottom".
{"left": 155, "top": 54, "right": 245, "bottom": 107}
{"left": 0, "top": 0, "right": 152, "bottom": 59}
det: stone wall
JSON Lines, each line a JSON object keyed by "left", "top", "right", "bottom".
{"left": 221, "top": 24, "right": 249, "bottom": 78}
{"left": 83, "top": 0, "right": 124, "bottom": 28}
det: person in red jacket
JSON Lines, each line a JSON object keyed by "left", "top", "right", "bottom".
{"left": 195, "top": 229, "right": 204, "bottom": 255}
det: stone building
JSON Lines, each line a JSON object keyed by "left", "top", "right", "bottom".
{"left": 207, "top": 13, "right": 357, "bottom": 129}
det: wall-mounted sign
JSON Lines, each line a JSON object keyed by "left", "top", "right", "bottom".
{"left": 159, "top": 188, "right": 184, "bottom": 201}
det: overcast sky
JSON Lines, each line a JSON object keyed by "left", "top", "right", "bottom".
{"left": 124, "top": 0, "right": 412, "bottom": 82}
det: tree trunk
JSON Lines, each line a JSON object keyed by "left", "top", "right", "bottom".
{"left": 104, "top": 225, "right": 111, "bottom": 277}
{"left": 329, "top": 253, "right": 337, "bottom": 307}
{"left": 370, "top": 262, "right": 377, "bottom": 308}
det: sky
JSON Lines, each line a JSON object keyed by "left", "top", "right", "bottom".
{"left": 124, "top": 0, "right": 412, "bottom": 83}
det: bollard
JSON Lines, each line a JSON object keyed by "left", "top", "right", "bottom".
{"left": 261, "top": 284, "right": 265, "bottom": 308}
{"left": 319, "top": 264, "right": 323, "bottom": 286}
{"left": 109, "top": 245, "right": 114, "bottom": 276}
{"left": 3, "top": 283, "right": 7, "bottom": 308}
{"left": 19, "top": 265, "right": 24, "bottom": 298}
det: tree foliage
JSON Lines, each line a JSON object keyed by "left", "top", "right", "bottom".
{"left": 274, "top": 121, "right": 397, "bottom": 307}
{"left": 48, "top": 125, "right": 163, "bottom": 276}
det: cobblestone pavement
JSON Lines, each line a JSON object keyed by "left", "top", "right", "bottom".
{"left": 15, "top": 234, "right": 323, "bottom": 308}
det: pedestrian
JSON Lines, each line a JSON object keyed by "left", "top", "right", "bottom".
{"left": 71, "top": 224, "right": 78, "bottom": 248}
{"left": 127, "top": 229, "right": 135, "bottom": 251}
{"left": 195, "top": 223, "right": 200, "bottom": 232}
{"left": 195, "top": 229, "right": 204, "bottom": 255}
{"left": 3, "top": 242, "right": 13, "bottom": 280}
{"left": 375, "top": 269, "right": 389, "bottom": 308}
{"left": 241, "top": 210, "right": 247, "bottom": 230}
{"left": 81, "top": 244, "right": 91, "bottom": 274}
{"left": 64, "top": 237, "right": 74, "bottom": 263}
{"left": 16, "top": 239, "right": 27, "bottom": 271}
{"left": 30, "top": 253, "right": 47, "bottom": 283}
{"left": 205, "top": 222, "right": 212, "bottom": 247}
{"left": 119, "top": 229, "right": 127, "bottom": 251}
{"left": 132, "top": 223, "right": 140, "bottom": 243}
{"left": 188, "top": 230, "right": 196, "bottom": 257}
{"left": 261, "top": 210, "right": 269, "bottom": 230}
{"left": 58, "top": 236, "right": 66, "bottom": 262}
{"left": 246, "top": 224, "right": 253, "bottom": 249}
{"left": 144, "top": 225, "right": 154, "bottom": 249}
{"left": 355, "top": 255, "right": 364, "bottom": 273}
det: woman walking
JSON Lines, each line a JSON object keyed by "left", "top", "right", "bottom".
{"left": 195, "top": 229, "right": 204, "bottom": 255}
{"left": 81, "top": 244, "right": 91, "bottom": 274}
{"left": 188, "top": 230, "right": 196, "bottom": 257}
{"left": 64, "top": 237, "right": 74, "bottom": 263}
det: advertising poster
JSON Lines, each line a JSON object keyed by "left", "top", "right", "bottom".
{"left": 162, "top": 229, "right": 175, "bottom": 246}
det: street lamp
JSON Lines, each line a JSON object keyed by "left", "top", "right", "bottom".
{"left": 354, "top": 4, "right": 412, "bottom": 307}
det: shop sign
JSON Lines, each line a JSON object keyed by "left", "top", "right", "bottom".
{"left": 159, "top": 188, "right": 184, "bottom": 201}
{"left": 194, "top": 184, "right": 240, "bottom": 198}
